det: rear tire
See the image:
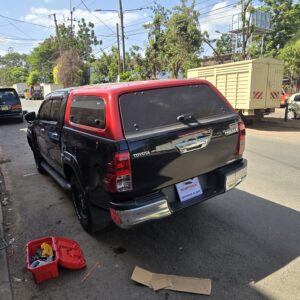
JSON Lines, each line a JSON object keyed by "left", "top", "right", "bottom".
{"left": 70, "top": 175, "right": 110, "bottom": 232}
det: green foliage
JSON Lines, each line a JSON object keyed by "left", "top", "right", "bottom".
{"left": 262, "top": 0, "right": 300, "bottom": 57}
{"left": 27, "top": 71, "right": 40, "bottom": 85}
{"left": 10, "top": 67, "right": 28, "bottom": 83}
{"left": 279, "top": 36, "right": 300, "bottom": 81}
{"left": 119, "top": 71, "right": 136, "bottom": 82}
{"left": 57, "top": 19, "right": 101, "bottom": 61}
{"left": 90, "top": 47, "right": 119, "bottom": 83}
{"left": 0, "top": 52, "right": 28, "bottom": 86}
{"left": 144, "top": 4, "right": 169, "bottom": 79}
{"left": 0, "top": 52, "right": 27, "bottom": 68}
{"left": 27, "top": 38, "right": 58, "bottom": 83}
{"left": 25, "top": 18, "right": 100, "bottom": 85}
{"left": 215, "top": 34, "right": 233, "bottom": 56}
{"left": 165, "top": 0, "right": 202, "bottom": 78}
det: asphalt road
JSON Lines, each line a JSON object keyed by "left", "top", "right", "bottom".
{"left": 0, "top": 100, "right": 300, "bottom": 300}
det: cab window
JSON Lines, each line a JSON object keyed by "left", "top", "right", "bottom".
{"left": 39, "top": 100, "right": 52, "bottom": 120}
{"left": 50, "top": 97, "right": 63, "bottom": 122}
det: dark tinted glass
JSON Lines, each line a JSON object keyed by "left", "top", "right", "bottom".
{"left": 39, "top": 100, "right": 52, "bottom": 120}
{"left": 70, "top": 96, "right": 105, "bottom": 129}
{"left": 0, "top": 89, "right": 20, "bottom": 105}
{"left": 119, "top": 84, "right": 231, "bottom": 135}
{"left": 294, "top": 95, "right": 300, "bottom": 102}
{"left": 50, "top": 98, "right": 62, "bottom": 122}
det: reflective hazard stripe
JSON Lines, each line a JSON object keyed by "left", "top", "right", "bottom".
{"left": 253, "top": 91, "right": 263, "bottom": 99}
{"left": 271, "top": 91, "right": 280, "bottom": 99}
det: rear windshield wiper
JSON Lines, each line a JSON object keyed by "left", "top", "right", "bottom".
{"left": 177, "top": 113, "right": 195, "bottom": 122}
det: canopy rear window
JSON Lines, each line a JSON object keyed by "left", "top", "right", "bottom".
{"left": 119, "top": 84, "right": 231, "bottom": 135}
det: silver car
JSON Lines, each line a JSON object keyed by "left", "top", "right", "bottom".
{"left": 287, "top": 93, "right": 300, "bottom": 119}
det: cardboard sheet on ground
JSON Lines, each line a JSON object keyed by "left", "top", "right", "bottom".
{"left": 131, "top": 266, "right": 212, "bottom": 295}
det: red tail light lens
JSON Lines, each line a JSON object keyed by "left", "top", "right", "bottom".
{"left": 11, "top": 104, "right": 22, "bottom": 111}
{"left": 236, "top": 121, "right": 246, "bottom": 155}
{"left": 103, "top": 152, "right": 132, "bottom": 192}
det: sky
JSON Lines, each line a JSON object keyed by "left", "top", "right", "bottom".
{"left": 0, "top": 0, "right": 243, "bottom": 57}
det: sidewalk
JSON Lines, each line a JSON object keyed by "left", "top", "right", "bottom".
{"left": 0, "top": 173, "right": 13, "bottom": 300}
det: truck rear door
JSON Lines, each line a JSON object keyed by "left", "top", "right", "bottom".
{"left": 119, "top": 84, "right": 241, "bottom": 195}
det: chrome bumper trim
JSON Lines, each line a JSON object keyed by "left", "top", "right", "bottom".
{"left": 112, "top": 199, "right": 172, "bottom": 229}
{"left": 225, "top": 163, "right": 247, "bottom": 191}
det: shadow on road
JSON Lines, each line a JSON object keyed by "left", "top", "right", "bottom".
{"left": 90, "top": 189, "right": 300, "bottom": 299}
{"left": 247, "top": 117, "right": 300, "bottom": 132}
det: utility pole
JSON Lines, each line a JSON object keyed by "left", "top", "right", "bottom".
{"left": 53, "top": 13, "right": 62, "bottom": 55}
{"left": 118, "top": 0, "right": 126, "bottom": 72}
{"left": 116, "top": 23, "right": 121, "bottom": 75}
{"left": 95, "top": 3, "right": 145, "bottom": 73}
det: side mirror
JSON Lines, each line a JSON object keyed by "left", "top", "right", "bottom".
{"left": 24, "top": 111, "right": 36, "bottom": 123}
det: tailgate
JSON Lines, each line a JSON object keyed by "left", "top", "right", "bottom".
{"left": 119, "top": 84, "right": 240, "bottom": 195}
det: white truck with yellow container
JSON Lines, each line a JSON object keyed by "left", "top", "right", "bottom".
{"left": 187, "top": 58, "right": 284, "bottom": 121}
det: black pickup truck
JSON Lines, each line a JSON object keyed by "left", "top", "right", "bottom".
{"left": 25, "top": 80, "right": 247, "bottom": 232}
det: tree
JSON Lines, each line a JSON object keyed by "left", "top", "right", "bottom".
{"left": 27, "top": 71, "right": 40, "bottom": 86}
{"left": 279, "top": 36, "right": 300, "bottom": 88}
{"left": 215, "top": 34, "right": 233, "bottom": 56}
{"left": 165, "top": 0, "right": 202, "bottom": 78}
{"left": 240, "top": 0, "right": 255, "bottom": 59}
{"left": 0, "top": 52, "right": 28, "bottom": 86}
{"left": 90, "top": 47, "right": 119, "bottom": 83}
{"left": 128, "top": 46, "right": 150, "bottom": 80}
{"left": 57, "top": 19, "right": 101, "bottom": 62}
{"left": 144, "top": 4, "right": 169, "bottom": 79}
{"left": 262, "top": 0, "right": 300, "bottom": 57}
{"left": 27, "top": 38, "right": 59, "bottom": 83}
{"left": 10, "top": 67, "right": 28, "bottom": 83}
{"left": 56, "top": 49, "right": 83, "bottom": 87}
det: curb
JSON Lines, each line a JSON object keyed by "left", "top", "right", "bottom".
{"left": 0, "top": 174, "right": 13, "bottom": 300}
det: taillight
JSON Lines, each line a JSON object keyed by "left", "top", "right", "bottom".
{"left": 103, "top": 152, "right": 132, "bottom": 192}
{"left": 11, "top": 104, "right": 22, "bottom": 111}
{"left": 236, "top": 121, "right": 246, "bottom": 155}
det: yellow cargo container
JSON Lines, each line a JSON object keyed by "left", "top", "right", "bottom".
{"left": 187, "top": 58, "right": 284, "bottom": 117}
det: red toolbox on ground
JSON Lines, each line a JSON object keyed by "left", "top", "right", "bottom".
{"left": 26, "top": 236, "right": 86, "bottom": 284}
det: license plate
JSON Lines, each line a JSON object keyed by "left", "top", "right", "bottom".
{"left": 176, "top": 177, "right": 203, "bottom": 202}
{"left": 0, "top": 105, "right": 10, "bottom": 111}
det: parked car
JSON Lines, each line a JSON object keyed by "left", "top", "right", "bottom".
{"left": 25, "top": 80, "right": 247, "bottom": 232}
{"left": 24, "top": 87, "right": 43, "bottom": 100}
{"left": 0, "top": 88, "right": 23, "bottom": 122}
{"left": 287, "top": 93, "right": 300, "bottom": 119}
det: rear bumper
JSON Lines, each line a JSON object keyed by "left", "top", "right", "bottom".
{"left": 109, "top": 159, "right": 247, "bottom": 228}
{"left": 0, "top": 112, "right": 23, "bottom": 119}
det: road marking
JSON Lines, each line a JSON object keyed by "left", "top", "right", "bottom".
{"left": 23, "top": 173, "right": 38, "bottom": 177}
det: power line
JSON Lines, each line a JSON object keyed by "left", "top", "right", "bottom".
{"left": 0, "top": 33, "right": 41, "bottom": 41}
{"left": 199, "top": 2, "right": 239, "bottom": 18}
{"left": 124, "top": 1, "right": 238, "bottom": 34}
{"left": 80, "top": 0, "right": 115, "bottom": 34}
{"left": 3, "top": 17, "right": 36, "bottom": 41}
{"left": 0, "top": 14, "right": 52, "bottom": 29}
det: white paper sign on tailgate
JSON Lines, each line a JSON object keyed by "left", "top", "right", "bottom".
{"left": 176, "top": 177, "right": 203, "bottom": 202}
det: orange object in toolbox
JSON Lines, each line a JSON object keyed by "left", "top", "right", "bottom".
{"left": 26, "top": 236, "right": 86, "bottom": 284}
